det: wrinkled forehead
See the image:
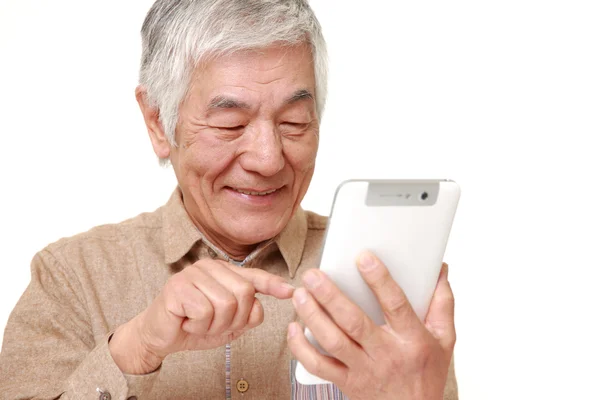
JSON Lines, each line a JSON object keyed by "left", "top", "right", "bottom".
{"left": 191, "top": 41, "right": 315, "bottom": 77}
{"left": 185, "top": 43, "right": 317, "bottom": 108}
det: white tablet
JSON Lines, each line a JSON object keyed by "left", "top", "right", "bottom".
{"left": 295, "top": 179, "right": 461, "bottom": 385}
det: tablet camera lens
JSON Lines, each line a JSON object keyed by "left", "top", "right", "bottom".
{"left": 420, "top": 192, "right": 429, "bottom": 201}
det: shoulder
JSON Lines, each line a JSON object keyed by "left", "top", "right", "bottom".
{"left": 41, "top": 206, "right": 165, "bottom": 269}
{"left": 48, "top": 208, "right": 163, "bottom": 250}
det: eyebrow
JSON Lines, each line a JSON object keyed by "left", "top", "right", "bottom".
{"left": 206, "top": 89, "right": 314, "bottom": 111}
{"left": 285, "top": 89, "right": 314, "bottom": 105}
{"left": 207, "top": 96, "right": 251, "bottom": 110}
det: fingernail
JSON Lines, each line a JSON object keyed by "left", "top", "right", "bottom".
{"left": 281, "top": 283, "right": 296, "bottom": 291}
{"left": 443, "top": 263, "right": 449, "bottom": 281}
{"left": 287, "top": 323, "right": 298, "bottom": 339}
{"left": 293, "top": 288, "right": 308, "bottom": 306}
{"left": 358, "top": 251, "right": 377, "bottom": 271}
{"left": 303, "top": 270, "right": 321, "bottom": 289}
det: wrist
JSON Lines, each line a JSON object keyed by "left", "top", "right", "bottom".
{"left": 109, "top": 316, "right": 163, "bottom": 375}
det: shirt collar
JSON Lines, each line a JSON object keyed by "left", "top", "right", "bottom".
{"left": 162, "top": 188, "right": 308, "bottom": 277}
{"left": 275, "top": 205, "right": 308, "bottom": 278}
{"left": 162, "top": 189, "right": 202, "bottom": 265}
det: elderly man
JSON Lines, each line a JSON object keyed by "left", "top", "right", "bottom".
{"left": 0, "top": 1, "right": 458, "bottom": 399}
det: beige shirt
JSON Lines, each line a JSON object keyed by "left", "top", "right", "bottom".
{"left": 0, "top": 189, "right": 458, "bottom": 399}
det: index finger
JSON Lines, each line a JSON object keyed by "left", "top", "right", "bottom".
{"left": 225, "top": 264, "right": 295, "bottom": 299}
{"left": 357, "top": 251, "right": 424, "bottom": 335}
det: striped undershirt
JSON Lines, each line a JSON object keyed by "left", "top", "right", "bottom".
{"left": 225, "top": 343, "right": 232, "bottom": 399}
{"left": 290, "top": 360, "right": 349, "bottom": 400}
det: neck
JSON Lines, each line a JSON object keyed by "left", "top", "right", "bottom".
{"left": 197, "top": 225, "right": 257, "bottom": 261}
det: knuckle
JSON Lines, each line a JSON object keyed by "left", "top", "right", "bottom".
{"left": 234, "top": 281, "right": 255, "bottom": 299}
{"left": 384, "top": 293, "right": 410, "bottom": 317}
{"left": 251, "top": 311, "right": 265, "bottom": 327}
{"left": 161, "top": 284, "right": 175, "bottom": 301}
{"left": 193, "top": 258, "right": 218, "bottom": 271}
{"left": 369, "top": 277, "right": 392, "bottom": 297}
{"left": 301, "top": 302, "right": 320, "bottom": 323}
{"left": 326, "top": 336, "right": 347, "bottom": 356}
{"left": 190, "top": 259, "right": 207, "bottom": 271}
{"left": 306, "top": 356, "right": 323, "bottom": 377}
{"left": 227, "top": 320, "right": 243, "bottom": 331}
{"left": 163, "top": 293, "right": 181, "bottom": 315}
{"left": 196, "top": 304, "right": 214, "bottom": 321}
{"left": 345, "top": 314, "right": 367, "bottom": 339}
{"left": 252, "top": 309, "right": 265, "bottom": 326}
{"left": 410, "top": 340, "right": 433, "bottom": 362}
{"left": 448, "top": 333, "right": 457, "bottom": 349}
{"left": 266, "top": 275, "right": 281, "bottom": 289}
{"left": 166, "top": 273, "right": 186, "bottom": 291}
{"left": 216, "top": 295, "right": 238, "bottom": 312}
{"left": 446, "top": 291, "right": 456, "bottom": 308}
{"left": 162, "top": 282, "right": 183, "bottom": 303}
{"left": 444, "top": 327, "right": 457, "bottom": 349}
{"left": 438, "top": 279, "right": 455, "bottom": 301}
{"left": 315, "top": 283, "right": 336, "bottom": 304}
{"left": 247, "top": 307, "right": 264, "bottom": 328}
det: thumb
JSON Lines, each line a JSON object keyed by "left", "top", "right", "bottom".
{"left": 424, "top": 263, "right": 456, "bottom": 352}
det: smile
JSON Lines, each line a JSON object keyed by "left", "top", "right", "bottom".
{"left": 232, "top": 188, "right": 279, "bottom": 196}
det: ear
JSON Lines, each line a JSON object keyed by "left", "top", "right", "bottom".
{"left": 136, "top": 86, "right": 171, "bottom": 160}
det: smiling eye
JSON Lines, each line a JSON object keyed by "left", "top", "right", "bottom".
{"left": 279, "top": 122, "right": 311, "bottom": 137}
{"left": 219, "top": 125, "right": 245, "bottom": 131}
{"left": 282, "top": 122, "right": 309, "bottom": 129}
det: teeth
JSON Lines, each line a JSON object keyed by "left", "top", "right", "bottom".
{"left": 234, "top": 188, "right": 278, "bottom": 196}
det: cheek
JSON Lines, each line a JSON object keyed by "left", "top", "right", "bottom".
{"left": 178, "top": 135, "right": 239, "bottom": 186}
{"left": 285, "top": 135, "right": 319, "bottom": 174}
{"left": 175, "top": 114, "right": 235, "bottom": 180}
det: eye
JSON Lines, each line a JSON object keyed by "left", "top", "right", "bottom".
{"left": 281, "top": 122, "right": 309, "bottom": 130}
{"left": 279, "top": 121, "right": 311, "bottom": 137}
{"left": 218, "top": 125, "right": 245, "bottom": 131}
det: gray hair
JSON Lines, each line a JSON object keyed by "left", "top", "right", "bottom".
{"left": 139, "top": 0, "right": 328, "bottom": 150}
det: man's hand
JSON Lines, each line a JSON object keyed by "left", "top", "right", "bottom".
{"left": 109, "top": 259, "right": 294, "bottom": 374}
{"left": 288, "top": 251, "right": 455, "bottom": 400}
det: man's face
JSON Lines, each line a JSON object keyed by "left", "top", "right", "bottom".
{"left": 164, "top": 44, "right": 319, "bottom": 254}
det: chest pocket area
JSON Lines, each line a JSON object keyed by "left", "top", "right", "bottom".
{"left": 290, "top": 360, "right": 349, "bottom": 400}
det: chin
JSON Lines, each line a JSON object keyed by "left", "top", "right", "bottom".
{"left": 222, "top": 211, "right": 291, "bottom": 245}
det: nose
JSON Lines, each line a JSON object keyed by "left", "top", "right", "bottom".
{"left": 239, "top": 123, "right": 285, "bottom": 177}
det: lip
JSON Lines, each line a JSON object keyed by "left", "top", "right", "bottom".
{"left": 224, "top": 185, "right": 284, "bottom": 206}
{"left": 227, "top": 186, "right": 283, "bottom": 195}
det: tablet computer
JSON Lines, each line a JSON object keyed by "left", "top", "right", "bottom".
{"left": 295, "top": 179, "right": 461, "bottom": 385}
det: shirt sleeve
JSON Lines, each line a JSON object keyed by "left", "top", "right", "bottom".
{"left": 0, "top": 249, "right": 159, "bottom": 400}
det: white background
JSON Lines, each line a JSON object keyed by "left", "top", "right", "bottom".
{"left": 1, "top": 1, "right": 599, "bottom": 399}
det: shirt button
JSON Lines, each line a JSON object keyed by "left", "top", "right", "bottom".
{"left": 98, "top": 392, "right": 111, "bottom": 400}
{"left": 236, "top": 378, "right": 249, "bottom": 393}
{"left": 207, "top": 248, "right": 218, "bottom": 259}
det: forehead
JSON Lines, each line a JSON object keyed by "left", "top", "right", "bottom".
{"left": 189, "top": 44, "right": 316, "bottom": 104}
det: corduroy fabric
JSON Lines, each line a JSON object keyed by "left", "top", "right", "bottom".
{"left": 0, "top": 189, "right": 458, "bottom": 399}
